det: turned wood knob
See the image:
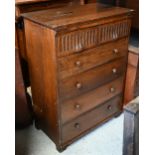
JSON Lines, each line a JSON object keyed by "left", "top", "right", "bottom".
{"left": 74, "top": 123, "right": 80, "bottom": 129}
{"left": 75, "top": 61, "right": 81, "bottom": 67}
{"left": 110, "top": 87, "right": 115, "bottom": 93}
{"left": 107, "top": 105, "right": 112, "bottom": 110}
{"left": 112, "top": 68, "right": 117, "bottom": 74}
{"left": 76, "top": 82, "right": 82, "bottom": 89}
{"left": 113, "top": 49, "right": 119, "bottom": 54}
{"left": 74, "top": 104, "right": 81, "bottom": 110}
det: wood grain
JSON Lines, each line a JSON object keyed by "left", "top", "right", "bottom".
{"left": 62, "top": 95, "right": 122, "bottom": 143}
{"left": 61, "top": 76, "right": 124, "bottom": 124}
{"left": 23, "top": 4, "right": 133, "bottom": 151}
{"left": 58, "top": 38, "right": 128, "bottom": 79}
{"left": 59, "top": 58, "right": 126, "bottom": 100}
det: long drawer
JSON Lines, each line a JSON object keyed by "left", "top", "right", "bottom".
{"left": 58, "top": 38, "right": 128, "bottom": 79}
{"left": 59, "top": 57, "right": 127, "bottom": 100}
{"left": 62, "top": 95, "right": 122, "bottom": 143}
{"left": 61, "top": 76, "right": 124, "bottom": 124}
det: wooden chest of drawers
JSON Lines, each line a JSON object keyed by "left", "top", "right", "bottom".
{"left": 22, "top": 3, "right": 133, "bottom": 151}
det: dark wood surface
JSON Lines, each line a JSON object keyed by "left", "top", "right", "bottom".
{"left": 116, "top": 0, "right": 139, "bottom": 29}
{"left": 22, "top": 4, "right": 133, "bottom": 30}
{"left": 23, "top": 3, "right": 133, "bottom": 151}
{"left": 87, "top": 0, "right": 139, "bottom": 28}
{"left": 125, "top": 0, "right": 139, "bottom": 29}
{"left": 123, "top": 97, "right": 139, "bottom": 155}
{"left": 15, "top": 48, "right": 33, "bottom": 128}
{"left": 58, "top": 38, "right": 128, "bottom": 79}
{"left": 61, "top": 77, "right": 124, "bottom": 124}
{"left": 59, "top": 58, "right": 126, "bottom": 100}
{"left": 124, "top": 45, "right": 139, "bottom": 104}
{"left": 16, "top": 0, "right": 85, "bottom": 19}
{"left": 62, "top": 95, "right": 122, "bottom": 143}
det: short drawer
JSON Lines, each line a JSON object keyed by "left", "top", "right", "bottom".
{"left": 61, "top": 76, "right": 124, "bottom": 124}
{"left": 58, "top": 38, "right": 128, "bottom": 79}
{"left": 59, "top": 57, "right": 127, "bottom": 100}
{"left": 56, "top": 19, "right": 131, "bottom": 57}
{"left": 62, "top": 95, "right": 122, "bottom": 143}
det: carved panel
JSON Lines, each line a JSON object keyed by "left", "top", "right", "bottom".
{"left": 57, "top": 19, "right": 131, "bottom": 56}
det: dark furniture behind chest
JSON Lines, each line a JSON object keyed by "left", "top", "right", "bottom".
{"left": 116, "top": 0, "right": 139, "bottom": 29}
{"left": 123, "top": 97, "right": 139, "bottom": 155}
{"left": 87, "top": 0, "right": 139, "bottom": 29}
{"left": 15, "top": 48, "right": 33, "bottom": 127}
{"left": 124, "top": 46, "right": 139, "bottom": 104}
{"left": 22, "top": 3, "right": 133, "bottom": 151}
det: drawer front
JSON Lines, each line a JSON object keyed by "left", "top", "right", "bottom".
{"left": 56, "top": 19, "right": 131, "bottom": 57}
{"left": 59, "top": 57, "right": 127, "bottom": 101}
{"left": 58, "top": 38, "right": 128, "bottom": 79}
{"left": 61, "top": 76, "right": 124, "bottom": 124}
{"left": 62, "top": 95, "right": 122, "bottom": 143}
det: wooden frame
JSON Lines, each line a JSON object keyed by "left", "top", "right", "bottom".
{"left": 123, "top": 97, "right": 139, "bottom": 155}
{"left": 124, "top": 45, "right": 139, "bottom": 104}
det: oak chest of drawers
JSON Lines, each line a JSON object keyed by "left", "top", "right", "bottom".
{"left": 22, "top": 3, "right": 133, "bottom": 151}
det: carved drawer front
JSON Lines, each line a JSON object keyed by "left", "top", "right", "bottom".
{"left": 62, "top": 95, "right": 122, "bottom": 143}
{"left": 58, "top": 38, "right": 128, "bottom": 79}
{"left": 59, "top": 58, "right": 126, "bottom": 101}
{"left": 61, "top": 76, "right": 124, "bottom": 124}
{"left": 56, "top": 19, "right": 131, "bottom": 57}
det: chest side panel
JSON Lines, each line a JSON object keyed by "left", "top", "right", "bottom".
{"left": 24, "top": 19, "right": 60, "bottom": 145}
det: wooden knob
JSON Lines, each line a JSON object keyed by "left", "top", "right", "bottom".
{"left": 74, "top": 104, "right": 81, "bottom": 110}
{"left": 113, "top": 49, "right": 119, "bottom": 54}
{"left": 107, "top": 105, "right": 112, "bottom": 110}
{"left": 76, "top": 82, "right": 82, "bottom": 89}
{"left": 110, "top": 87, "right": 115, "bottom": 93}
{"left": 112, "top": 68, "right": 117, "bottom": 74}
{"left": 74, "top": 123, "right": 80, "bottom": 129}
{"left": 75, "top": 61, "right": 81, "bottom": 67}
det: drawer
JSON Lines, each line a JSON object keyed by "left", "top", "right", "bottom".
{"left": 59, "top": 57, "right": 127, "bottom": 100}
{"left": 61, "top": 76, "right": 124, "bottom": 124}
{"left": 58, "top": 38, "right": 128, "bottom": 79}
{"left": 56, "top": 19, "right": 131, "bottom": 57}
{"left": 62, "top": 95, "right": 122, "bottom": 143}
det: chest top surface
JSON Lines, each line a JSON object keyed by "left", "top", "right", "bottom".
{"left": 22, "top": 3, "right": 134, "bottom": 30}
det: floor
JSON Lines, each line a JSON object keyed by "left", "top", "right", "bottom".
{"left": 16, "top": 114, "right": 124, "bottom": 155}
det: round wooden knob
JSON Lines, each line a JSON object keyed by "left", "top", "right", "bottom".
{"left": 113, "top": 49, "right": 119, "bottom": 54}
{"left": 75, "top": 61, "right": 81, "bottom": 67}
{"left": 74, "top": 104, "right": 81, "bottom": 110}
{"left": 112, "top": 68, "right": 117, "bottom": 74}
{"left": 107, "top": 105, "right": 112, "bottom": 110}
{"left": 110, "top": 87, "right": 115, "bottom": 93}
{"left": 76, "top": 82, "right": 82, "bottom": 89}
{"left": 74, "top": 123, "right": 80, "bottom": 129}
